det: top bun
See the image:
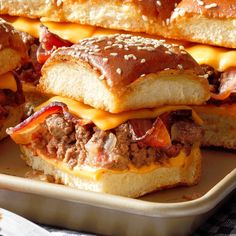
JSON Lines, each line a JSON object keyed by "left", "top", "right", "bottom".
{"left": 39, "top": 34, "right": 210, "bottom": 113}
{"left": 0, "top": 18, "right": 31, "bottom": 75}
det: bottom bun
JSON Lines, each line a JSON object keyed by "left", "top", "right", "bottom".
{"left": 21, "top": 144, "right": 202, "bottom": 198}
{"left": 195, "top": 105, "right": 236, "bottom": 149}
{"left": 0, "top": 105, "right": 24, "bottom": 140}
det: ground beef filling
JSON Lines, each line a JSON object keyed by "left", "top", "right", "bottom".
{"left": 30, "top": 112, "right": 203, "bottom": 170}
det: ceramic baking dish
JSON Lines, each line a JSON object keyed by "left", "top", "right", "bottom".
{"left": 0, "top": 138, "right": 235, "bottom": 236}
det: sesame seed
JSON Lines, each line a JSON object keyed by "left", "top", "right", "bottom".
{"left": 116, "top": 68, "right": 122, "bottom": 75}
{"left": 164, "top": 68, "right": 170, "bottom": 71}
{"left": 104, "top": 46, "right": 112, "bottom": 50}
{"left": 204, "top": 3, "right": 217, "bottom": 9}
{"left": 99, "top": 74, "right": 105, "bottom": 80}
{"left": 94, "top": 49, "right": 101, "bottom": 53}
{"left": 102, "top": 58, "right": 108, "bottom": 63}
{"left": 140, "top": 59, "right": 146, "bottom": 63}
{"left": 156, "top": 0, "right": 161, "bottom": 6}
{"left": 196, "top": 0, "right": 204, "bottom": 6}
{"left": 141, "top": 74, "right": 146, "bottom": 77}
{"left": 165, "top": 51, "right": 172, "bottom": 54}
{"left": 142, "top": 15, "right": 148, "bottom": 21}
{"left": 177, "top": 64, "right": 183, "bottom": 69}
{"left": 110, "top": 52, "right": 118, "bottom": 56}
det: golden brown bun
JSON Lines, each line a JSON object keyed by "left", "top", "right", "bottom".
{"left": 0, "top": 0, "right": 235, "bottom": 48}
{"left": 39, "top": 34, "right": 210, "bottom": 113}
{"left": 0, "top": 105, "right": 24, "bottom": 140}
{"left": 194, "top": 104, "right": 236, "bottom": 149}
{"left": 170, "top": 0, "right": 236, "bottom": 49}
{"left": 20, "top": 144, "right": 202, "bottom": 198}
{"left": 0, "top": 18, "right": 30, "bottom": 75}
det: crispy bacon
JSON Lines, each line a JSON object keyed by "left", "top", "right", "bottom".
{"left": 129, "top": 117, "right": 171, "bottom": 148}
{"left": 37, "top": 25, "right": 72, "bottom": 64}
{"left": 210, "top": 67, "right": 236, "bottom": 101}
{"left": 7, "top": 102, "right": 92, "bottom": 144}
{"left": 6, "top": 102, "right": 69, "bottom": 144}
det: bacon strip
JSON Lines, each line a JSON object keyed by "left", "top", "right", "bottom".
{"left": 129, "top": 117, "right": 171, "bottom": 148}
{"left": 7, "top": 102, "right": 68, "bottom": 144}
{"left": 37, "top": 25, "right": 72, "bottom": 64}
{"left": 211, "top": 67, "right": 236, "bottom": 101}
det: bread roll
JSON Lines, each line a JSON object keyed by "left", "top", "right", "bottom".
{"left": 39, "top": 34, "right": 210, "bottom": 113}
{"left": 21, "top": 143, "right": 202, "bottom": 198}
{"left": 194, "top": 104, "right": 236, "bottom": 149}
{"left": 0, "top": 0, "right": 235, "bottom": 48}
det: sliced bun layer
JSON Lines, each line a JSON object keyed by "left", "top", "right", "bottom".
{"left": 39, "top": 34, "right": 210, "bottom": 113}
{"left": 21, "top": 145, "right": 202, "bottom": 198}
{"left": 194, "top": 104, "right": 236, "bottom": 149}
{"left": 0, "top": 0, "right": 235, "bottom": 48}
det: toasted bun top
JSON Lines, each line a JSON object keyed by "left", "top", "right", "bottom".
{"left": 175, "top": 0, "right": 236, "bottom": 19}
{"left": 40, "top": 34, "right": 210, "bottom": 113}
{"left": 46, "top": 34, "right": 204, "bottom": 89}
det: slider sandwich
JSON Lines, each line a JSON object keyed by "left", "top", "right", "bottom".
{"left": 191, "top": 58, "right": 236, "bottom": 149}
{"left": 0, "top": 19, "right": 27, "bottom": 140}
{"left": 2, "top": 1, "right": 236, "bottom": 149}
{"left": 0, "top": 0, "right": 235, "bottom": 48}
{"left": 7, "top": 34, "right": 210, "bottom": 197}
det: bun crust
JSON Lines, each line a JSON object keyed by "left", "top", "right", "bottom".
{"left": 194, "top": 104, "right": 236, "bottom": 149}
{"left": 21, "top": 144, "right": 202, "bottom": 198}
{"left": 0, "top": 18, "right": 29, "bottom": 74}
{"left": 39, "top": 34, "right": 210, "bottom": 113}
{"left": 170, "top": 0, "right": 236, "bottom": 49}
{"left": 0, "top": 0, "right": 235, "bottom": 48}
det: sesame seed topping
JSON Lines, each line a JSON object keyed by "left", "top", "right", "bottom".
{"left": 110, "top": 52, "right": 118, "bottom": 56}
{"left": 141, "top": 74, "right": 146, "bottom": 77}
{"left": 104, "top": 46, "right": 112, "bottom": 50}
{"left": 204, "top": 3, "right": 217, "bottom": 9}
{"left": 142, "top": 15, "right": 148, "bottom": 21}
{"left": 99, "top": 74, "right": 105, "bottom": 80}
{"left": 196, "top": 0, "right": 204, "bottom": 6}
{"left": 177, "top": 64, "right": 183, "bottom": 69}
{"left": 156, "top": 0, "right": 161, "bottom": 6}
{"left": 140, "top": 59, "right": 146, "bottom": 63}
{"left": 116, "top": 68, "right": 122, "bottom": 75}
{"left": 102, "top": 58, "right": 108, "bottom": 63}
{"left": 165, "top": 51, "right": 172, "bottom": 55}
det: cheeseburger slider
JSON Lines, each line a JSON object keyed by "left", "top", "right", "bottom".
{"left": 0, "top": 0, "right": 235, "bottom": 48}
{"left": 192, "top": 63, "right": 236, "bottom": 149}
{"left": 7, "top": 34, "right": 210, "bottom": 197}
{"left": 0, "top": 18, "right": 27, "bottom": 140}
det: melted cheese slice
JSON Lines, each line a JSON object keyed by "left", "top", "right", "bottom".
{"left": 186, "top": 45, "right": 236, "bottom": 72}
{"left": 3, "top": 16, "right": 236, "bottom": 72}
{"left": 0, "top": 72, "right": 17, "bottom": 92}
{"left": 36, "top": 96, "right": 202, "bottom": 130}
{"left": 194, "top": 104, "right": 236, "bottom": 119}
